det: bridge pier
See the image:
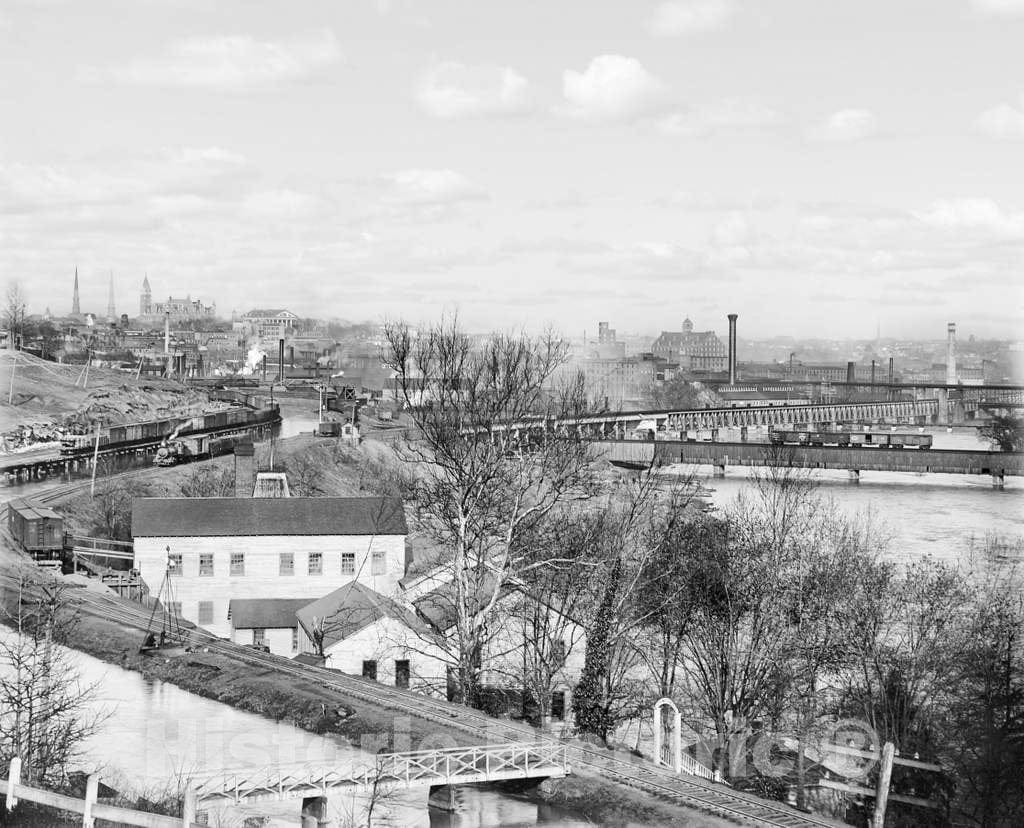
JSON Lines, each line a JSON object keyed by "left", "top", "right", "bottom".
{"left": 713, "top": 458, "right": 727, "bottom": 478}
{"left": 301, "top": 794, "right": 331, "bottom": 827}
{"left": 848, "top": 469, "right": 860, "bottom": 483}
{"left": 992, "top": 470, "right": 1005, "bottom": 490}
{"left": 428, "top": 784, "right": 458, "bottom": 812}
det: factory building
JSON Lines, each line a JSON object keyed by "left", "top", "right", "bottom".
{"left": 131, "top": 496, "right": 408, "bottom": 639}
{"left": 651, "top": 318, "right": 728, "bottom": 373}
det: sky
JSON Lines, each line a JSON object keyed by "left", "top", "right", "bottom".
{"left": 1, "top": 0, "right": 1023, "bottom": 340}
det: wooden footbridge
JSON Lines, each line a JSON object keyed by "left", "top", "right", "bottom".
{"left": 190, "top": 742, "right": 569, "bottom": 807}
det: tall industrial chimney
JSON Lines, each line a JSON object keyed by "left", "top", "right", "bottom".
{"left": 946, "top": 322, "right": 957, "bottom": 385}
{"left": 888, "top": 357, "right": 894, "bottom": 385}
{"left": 164, "top": 312, "right": 170, "bottom": 354}
{"left": 727, "top": 314, "right": 738, "bottom": 385}
{"left": 846, "top": 361, "right": 856, "bottom": 384}
{"left": 278, "top": 338, "right": 285, "bottom": 383}
{"left": 234, "top": 440, "right": 255, "bottom": 498}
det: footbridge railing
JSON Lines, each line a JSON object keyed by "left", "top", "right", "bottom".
{"left": 192, "top": 741, "right": 570, "bottom": 805}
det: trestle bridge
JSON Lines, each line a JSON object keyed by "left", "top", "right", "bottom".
{"left": 599, "top": 439, "right": 1023, "bottom": 488}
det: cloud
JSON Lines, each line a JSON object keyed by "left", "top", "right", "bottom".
{"left": 646, "top": 0, "right": 737, "bottom": 36}
{"left": 380, "top": 169, "right": 487, "bottom": 209}
{"left": 976, "top": 97, "right": 1024, "bottom": 139}
{"left": 914, "top": 198, "right": 1024, "bottom": 238}
{"left": 562, "top": 55, "right": 669, "bottom": 122}
{"left": 969, "top": 0, "right": 1024, "bottom": 15}
{"left": 657, "top": 98, "right": 784, "bottom": 137}
{"left": 80, "top": 29, "right": 341, "bottom": 90}
{"left": 414, "top": 60, "right": 531, "bottom": 119}
{"left": 808, "top": 109, "right": 877, "bottom": 142}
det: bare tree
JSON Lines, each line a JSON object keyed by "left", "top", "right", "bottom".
{"left": 4, "top": 281, "right": 28, "bottom": 350}
{"left": 179, "top": 465, "right": 234, "bottom": 497}
{"left": 0, "top": 573, "right": 107, "bottom": 788}
{"left": 381, "top": 318, "right": 595, "bottom": 708}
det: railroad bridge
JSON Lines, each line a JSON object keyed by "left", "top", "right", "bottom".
{"left": 490, "top": 398, "right": 939, "bottom": 439}
{"left": 188, "top": 742, "right": 569, "bottom": 823}
{"left": 599, "top": 440, "right": 1024, "bottom": 488}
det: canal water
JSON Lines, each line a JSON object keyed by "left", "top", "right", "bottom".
{"left": 0, "top": 630, "right": 590, "bottom": 827}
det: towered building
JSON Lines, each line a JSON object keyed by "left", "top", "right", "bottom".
{"left": 651, "top": 317, "right": 727, "bottom": 372}
{"left": 138, "top": 275, "right": 216, "bottom": 323}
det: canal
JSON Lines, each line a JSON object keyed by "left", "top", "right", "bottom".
{"left": 0, "top": 629, "right": 590, "bottom": 827}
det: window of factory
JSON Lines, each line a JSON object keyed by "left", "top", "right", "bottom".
{"left": 395, "top": 660, "right": 410, "bottom": 689}
{"left": 291, "top": 628, "right": 299, "bottom": 652}
{"left": 199, "top": 553, "right": 213, "bottom": 577}
{"left": 371, "top": 550, "right": 386, "bottom": 576}
{"left": 341, "top": 552, "right": 355, "bottom": 575}
{"left": 279, "top": 552, "right": 294, "bottom": 576}
{"left": 167, "top": 553, "right": 183, "bottom": 576}
{"left": 253, "top": 629, "right": 266, "bottom": 647}
{"left": 230, "top": 552, "right": 245, "bottom": 576}
{"left": 308, "top": 552, "right": 323, "bottom": 575}
{"left": 198, "top": 601, "right": 213, "bottom": 625}
{"left": 362, "top": 660, "right": 378, "bottom": 681}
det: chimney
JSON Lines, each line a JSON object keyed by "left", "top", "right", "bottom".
{"left": 278, "top": 338, "right": 285, "bottom": 383}
{"left": 288, "top": 345, "right": 295, "bottom": 368}
{"left": 846, "top": 361, "right": 855, "bottom": 384}
{"left": 164, "top": 312, "right": 170, "bottom": 354}
{"left": 946, "top": 322, "right": 957, "bottom": 385}
{"left": 234, "top": 440, "right": 255, "bottom": 498}
{"left": 888, "top": 357, "right": 894, "bottom": 384}
{"left": 727, "top": 314, "right": 738, "bottom": 385}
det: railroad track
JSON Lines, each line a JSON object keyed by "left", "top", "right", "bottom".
{"left": 0, "top": 565, "right": 842, "bottom": 828}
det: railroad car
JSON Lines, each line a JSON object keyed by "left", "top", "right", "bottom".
{"left": 7, "top": 498, "right": 64, "bottom": 556}
{"left": 769, "top": 429, "right": 851, "bottom": 446}
{"left": 772, "top": 429, "right": 933, "bottom": 449}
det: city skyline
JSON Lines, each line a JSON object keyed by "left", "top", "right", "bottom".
{"left": 2, "top": 0, "right": 1023, "bottom": 338}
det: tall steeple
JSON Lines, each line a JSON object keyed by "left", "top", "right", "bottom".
{"left": 107, "top": 271, "right": 116, "bottom": 322}
{"left": 72, "top": 267, "right": 81, "bottom": 317}
{"left": 140, "top": 274, "right": 151, "bottom": 317}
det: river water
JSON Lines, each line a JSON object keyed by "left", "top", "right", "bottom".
{"left": 0, "top": 631, "right": 590, "bottom": 828}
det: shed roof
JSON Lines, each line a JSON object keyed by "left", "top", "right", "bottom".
{"left": 131, "top": 497, "right": 407, "bottom": 538}
{"left": 229, "top": 598, "right": 309, "bottom": 630}
{"left": 296, "top": 582, "right": 425, "bottom": 648}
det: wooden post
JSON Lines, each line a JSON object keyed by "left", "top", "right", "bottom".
{"left": 6, "top": 756, "right": 21, "bottom": 809}
{"left": 181, "top": 783, "right": 196, "bottom": 827}
{"left": 872, "top": 741, "right": 895, "bottom": 828}
{"left": 82, "top": 773, "right": 99, "bottom": 827}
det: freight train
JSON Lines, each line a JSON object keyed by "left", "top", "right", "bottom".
{"left": 59, "top": 404, "right": 279, "bottom": 456}
{"left": 153, "top": 434, "right": 237, "bottom": 466}
{"left": 768, "top": 429, "right": 933, "bottom": 449}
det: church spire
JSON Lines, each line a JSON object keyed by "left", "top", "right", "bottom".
{"left": 107, "top": 271, "right": 116, "bottom": 322}
{"left": 72, "top": 267, "right": 81, "bottom": 316}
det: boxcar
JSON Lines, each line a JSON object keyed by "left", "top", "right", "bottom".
{"left": 7, "top": 498, "right": 64, "bottom": 556}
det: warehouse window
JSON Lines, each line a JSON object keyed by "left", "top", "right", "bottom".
{"left": 198, "top": 601, "right": 214, "bottom": 625}
{"left": 291, "top": 628, "right": 299, "bottom": 652}
{"left": 308, "top": 552, "right": 323, "bottom": 575}
{"left": 279, "top": 553, "right": 294, "bottom": 576}
{"left": 340, "top": 552, "right": 355, "bottom": 575}
{"left": 230, "top": 553, "right": 245, "bottom": 576}
{"left": 371, "top": 550, "right": 385, "bottom": 576}
{"left": 199, "top": 553, "right": 214, "bottom": 577}
{"left": 253, "top": 629, "right": 265, "bottom": 647}
{"left": 167, "top": 553, "right": 183, "bottom": 576}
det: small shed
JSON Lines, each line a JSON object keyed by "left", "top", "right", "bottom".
{"left": 7, "top": 498, "right": 64, "bottom": 556}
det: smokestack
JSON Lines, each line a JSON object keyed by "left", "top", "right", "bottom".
{"left": 888, "top": 357, "right": 894, "bottom": 384}
{"left": 288, "top": 345, "right": 294, "bottom": 368}
{"left": 234, "top": 440, "right": 255, "bottom": 498}
{"left": 946, "top": 322, "right": 957, "bottom": 385}
{"left": 261, "top": 354, "right": 267, "bottom": 381}
{"left": 727, "top": 314, "right": 738, "bottom": 385}
{"left": 846, "top": 361, "right": 855, "bottom": 384}
{"left": 278, "top": 338, "right": 285, "bottom": 383}
{"left": 164, "top": 312, "right": 170, "bottom": 354}
{"left": 871, "top": 360, "right": 876, "bottom": 384}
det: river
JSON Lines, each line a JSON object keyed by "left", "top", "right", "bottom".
{"left": 0, "top": 630, "right": 590, "bottom": 827}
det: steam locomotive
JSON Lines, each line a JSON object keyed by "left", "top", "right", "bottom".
{"left": 153, "top": 434, "right": 237, "bottom": 466}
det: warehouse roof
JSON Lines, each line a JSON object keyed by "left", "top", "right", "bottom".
{"left": 229, "top": 598, "right": 309, "bottom": 630}
{"left": 296, "top": 582, "right": 425, "bottom": 648}
{"left": 131, "top": 497, "right": 407, "bottom": 538}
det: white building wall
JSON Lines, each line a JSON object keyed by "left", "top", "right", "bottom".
{"left": 320, "top": 616, "right": 447, "bottom": 692}
{"left": 232, "top": 626, "right": 296, "bottom": 656}
{"left": 133, "top": 533, "right": 405, "bottom": 639}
